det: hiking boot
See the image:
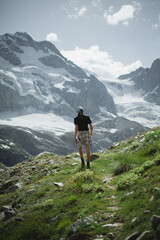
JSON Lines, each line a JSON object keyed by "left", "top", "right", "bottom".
{"left": 87, "top": 161, "right": 90, "bottom": 169}
{"left": 81, "top": 158, "right": 85, "bottom": 168}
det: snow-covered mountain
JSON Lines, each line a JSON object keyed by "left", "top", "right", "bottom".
{"left": 0, "top": 32, "right": 116, "bottom": 117}
{"left": 104, "top": 59, "right": 160, "bottom": 129}
{"left": 118, "top": 59, "right": 160, "bottom": 106}
{"left": 0, "top": 32, "right": 149, "bottom": 166}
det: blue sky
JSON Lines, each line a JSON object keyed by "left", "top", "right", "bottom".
{"left": 0, "top": 0, "right": 160, "bottom": 80}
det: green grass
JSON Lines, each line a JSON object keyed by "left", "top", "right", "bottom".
{"left": 0, "top": 127, "right": 160, "bottom": 239}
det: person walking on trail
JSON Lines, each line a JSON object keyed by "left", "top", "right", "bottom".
{"left": 74, "top": 106, "right": 93, "bottom": 169}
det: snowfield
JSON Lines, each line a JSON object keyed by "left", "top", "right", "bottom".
{"left": 0, "top": 112, "right": 74, "bottom": 136}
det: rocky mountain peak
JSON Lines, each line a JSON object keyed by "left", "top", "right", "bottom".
{"left": 0, "top": 31, "right": 62, "bottom": 57}
{"left": 118, "top": 67, "right": 144, "bottom": 80}
{"left": 151, "top": 58, "right": 160, "bottom": 72}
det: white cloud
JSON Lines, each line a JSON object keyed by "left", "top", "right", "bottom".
{"left": 104, "top": 4, "right": 141, "bottom": 26}
{"left": 46, "top": 33, "right": 61, "bottom": 43}
{"left": 65, "top": 6, "right": 87, "bottom": 19}
{"left": 78, "top": 6, "right": 87, "bottom": 17}
{"left": 61, "top": 46, "right": 142, "bottom": 81}
{"left": 152, "top": 14, "right": 160, "bottom": 29}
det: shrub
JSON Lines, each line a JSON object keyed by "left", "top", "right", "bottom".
{"left": 73, "top": 170, "right": 94, "bottom": 183}
{"left": 117, "top": 158, "right": 158, "bottom": 190}
{"left": 117, "top": 172, "right": 139, "bottom": 190}
{"left": 82, "top": 183, "right": 105, "bottom": 193}
{"left": 113, "top": 162, "right": 133, "bottom": 175}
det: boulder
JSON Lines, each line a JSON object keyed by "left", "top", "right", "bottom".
{"left": 70, "top": 216, "right": 95, "bottom": 233}
{"left": 151, "top": 215, "right": 160, "bottom": 230}
{"left": 136, "top": 231, "right": 153, "bottom": 240}
{"left": 124, "top": 231, "right": 140, "bottom": 240}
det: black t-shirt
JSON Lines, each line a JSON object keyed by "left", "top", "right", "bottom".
{"left": 74, "top": 115, "right": 92, "bottom": 131}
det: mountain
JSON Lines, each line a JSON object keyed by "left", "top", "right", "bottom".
{"left": 118, "top": 58, "right": 160, "bottom": 106}
{"left": 0, "top": 32, "right": 150, "bottom": 166}
{"left": 104, "top": 59, "right": 160, "bottom": 129}
{"left": 0, "top": 127, "right": 160, "bottom": 240}
{"left": 0, "top": 32, "right": 116, "bottom": 117}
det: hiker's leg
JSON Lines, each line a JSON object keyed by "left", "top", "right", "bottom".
{"left": 79, "top": 147, "right": 83, "bottom": 158}
{"left": 85, "top": 146, "right": 90, "bottom": 161}
{"left": 79, "top": 147, "right": 85, "bottom": 167}
{"left": 85, "top": 146, "right": 90, "bottom": 169}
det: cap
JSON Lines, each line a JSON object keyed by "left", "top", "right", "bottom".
{"left": 76, "top": 106, "right": 83, "bottom": 114}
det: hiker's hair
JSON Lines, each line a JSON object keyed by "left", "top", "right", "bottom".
{"left": 78, "top": 109, "right": 83, "bottom": 116}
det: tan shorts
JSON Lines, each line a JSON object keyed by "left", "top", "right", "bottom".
{"left": 77, "top": 131, "right": 92, "bottom": 147}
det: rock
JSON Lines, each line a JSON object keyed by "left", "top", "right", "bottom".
{"left": 102, "top": 223, "right": 123, "bottom": 228}
{"left": 144, "top": 210, "right": 151, "bottom": 214}
{"left": 151, "top": 215, "right": 160, "bottom": 230}
{"left": 94, "top": 235, "right": 104, "bottom": 240}
{"left": 1, "top": 205, "right": 12, "bottom": 211}
{"left": 153, "top": 187, "right": 160, "bottom": 193}
{"left": 107, "top": 232, "right": 115, "bottom": 239}
{"left": 52, "top": 169, "right": 58, "bottom": 174}
{"left": 71, "top": 163, "right": 78, "bottom": 166}
{"left": 53, "top": 182, "right": 64, "bottom": 187}
{"left": 0, "top": 212, "right": 5, "bottom": 221}
{"left": 90, "top": 154, "right": 99, "bottom": 161}
{"left": 136, "top": 231, "right": 153, "bottom": 240}
{"left": 4, "top": 209, "right": 16, "bottom": 220}
{"left": 6, "top": 182, "right": 23, "bottom": 193}
{"left": 124, "top": 231, "right": 140, "bottom": 240}
{"left": 104, "top": 214, "right": 115, "bottom": 220}
{"left": 12, "top": 202, "right": 22, "bottom": 209}
{"left": 10, "top": 168, "right": 20, "bottom": 176}
{"left": 47, "top": 159, "right": 55, "bottom": 165}
{"left": 149, "top": 195, "right": 154, "bottom": 202}
{"left": 14, "top": 182, "right": 23, "bottom": 189}
{"left": 2, "top": 179, "right": 13, "bottom": 189}
{"left": 49, "top": 216, "right": 59, "bottom": 223}
{"left": 131, "top": 217, "right": 137, "bottom": 223}
{"left": 126, "top": 191, "right": 134, "bottom": 196}
{"left": 14, "top": 217, "right": 23, "bottom": 223}
{"left": 27, "top": 188, "right": 36, "bottom": 194}
{"left": 71, "top": 216, "right": 94, "bottom": 232}
{"left": 102, "top": 175, "right": 113, "bottom": 183}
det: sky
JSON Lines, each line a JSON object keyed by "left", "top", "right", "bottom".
{"left": 0, "top": 0, "right": 160, "bottom": 80}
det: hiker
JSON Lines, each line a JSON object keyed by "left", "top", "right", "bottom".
{"left": 74, "top": 106, "right": 93, "bottom": 169}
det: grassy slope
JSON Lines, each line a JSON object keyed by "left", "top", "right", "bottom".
{"left": 0, "top": 127, "right": 160, "bottom": 240}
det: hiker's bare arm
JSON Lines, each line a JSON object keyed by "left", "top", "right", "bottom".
{"left": 74, "top": 125, "right": 78, "bottom": 143}
{"left": 89, "top": 123, "right": 93, "bottom": 136}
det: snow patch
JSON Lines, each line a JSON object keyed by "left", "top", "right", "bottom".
{"left": 1, "top": 144, "right": 10, "bottom": 149}
{"left": 0, "top": 113, "right": 73, "bottom": 136}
